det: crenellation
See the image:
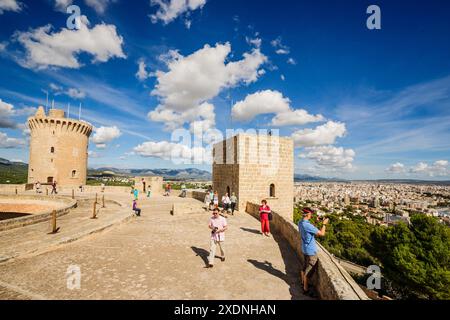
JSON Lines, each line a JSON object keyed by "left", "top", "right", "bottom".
{"left": 27, "top": 106, "right": 93, "bottom": 186}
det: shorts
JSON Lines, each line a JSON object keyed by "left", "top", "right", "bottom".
{"left": 302, "top": 254, "right": 318, "bottom": 277}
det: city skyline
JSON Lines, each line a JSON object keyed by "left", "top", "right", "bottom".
{"left": 1, "top": 0, "right": 450, "bottom": 180}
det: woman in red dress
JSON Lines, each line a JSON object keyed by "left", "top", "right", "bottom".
{"left": 259, "top": 199, "right": 271, "bottom": 237}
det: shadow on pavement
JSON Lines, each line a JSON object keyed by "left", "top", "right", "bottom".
{"left": 247, "top": 231, "right": 310, "bottom": 300}
{"left": 240, "top": 227, "right": 262, "bottom": 235}
{"left": 191, "top": 246, "right": 209, "bottom": 266}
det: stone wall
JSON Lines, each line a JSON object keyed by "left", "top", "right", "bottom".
{"left": 213, "top": 134, "right": 294, "bottom": 221}
{"left": 246, "top": 202, "right": 369, "bottom": 300}
{"left": 0, "top": 195, "right": 77, "bottom": 232}
{"left": 134, "top": 176, "right": 164, "bottom": 195}
{"left": 27, "top": 107, "right": 93, "bottom": 186}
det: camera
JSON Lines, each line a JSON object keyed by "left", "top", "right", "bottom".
{"left": 212, "top": 227, "right": 219, "bottom": 234}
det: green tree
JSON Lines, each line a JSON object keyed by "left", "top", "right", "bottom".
{"left": 369, "top": 215, "right": 450, "bottom": 299}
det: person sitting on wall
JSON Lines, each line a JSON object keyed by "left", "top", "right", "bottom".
{"left": 35, "top": 181, "right": 42, "bottom": 194}
{"left": 298, "top": 207, "right": 329, "bottom": 296}
{"left": 132, "top": 199, "right": 141, "bottom": 216}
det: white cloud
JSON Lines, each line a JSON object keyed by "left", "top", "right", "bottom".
{"left": 0, "top": 0, "right": 22, "bottom": 14}
{"left": 276, "top": 49, "right": 289, "bottom": 55}
{"left": 50, "top": 83, "right": 86, "bottom": 99}
{"left": 149, "top": 42, "right": 266, "bottom": 129}
{"left": 149, "top": 102, "right": 215, "bottom": 132}
{"left": 386, "top": 162, "right": 405, "bottom": 174}
{"left": 271, "top": 109, "right": 324, "bottom": 127}
{"left": 92, "top": 126, "right": 122, "bottom": 148}
{"left": 54, "top": 0, "right": 72, "bottom": 12}
{"left": 67, "top": 88, "right": 86, "bottom": 99}
{"left": 232, "top": 90, "right": 290, "bottom": 122}
{"left": 409, "top": 160, "right": 449, "bottom": 177}
{"left": 292, "top": 121, "right": 347, "bottom": 147}
{"left": 287, "top": 57, "right": 297, "bottom": 65}
{"left": 0, "top": 131, "right": 26, "bottom": 148}
{"left": 84, "top": 0, "right": 115, "bottom": 14}
{"left": 88, "top": 150, "right": 99, "bottom": 158}
{"left": 271, "top": 37, "right": 290, "bottom": 55}
{"left": 0, "top": 98, "right": 16, "bottom": 128}
{"left": 280, "top": 74, "right": 285, "bottom": 81}
{"left": 134, "top": 140, "right": 210, "bottom": 164}
{"left": 14, "top": 16, "right": 126, "bottom": 69}
{"left": 300, "top": 146, "right": 355, "bottom": 170}
{"left": 54, "top": 0, "right": 115, "bottom": 14}
{"left": 150, "top": 0, "right": 207, "bottom": 25}
{"left": 136, "top": 58, "right": 150, "bottom": 81}
{"left": 246, "top": 36, "right": 262, "bottom": 48}
{"left": 231, "top": 90, "right": 324, "bottom": 127}
{"left": 0, "top": 98, "right": 36, "bottom": 128}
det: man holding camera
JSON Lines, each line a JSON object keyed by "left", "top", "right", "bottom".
{"left": 207, "top": 208, "right": 228, "bottom": 268}
{"left": 298, "top": 207, "right": 329, "bottom": 295}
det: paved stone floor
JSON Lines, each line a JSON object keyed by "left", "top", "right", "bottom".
{"left": 0, "top": 194, "right": 311, "bottom": 300}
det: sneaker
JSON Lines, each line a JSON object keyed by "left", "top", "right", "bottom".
{"left": 221, "top": 257, "right": 225, "bottom": 262}
{"left": 207, "top": 264, "right": 214, "bottom": 268}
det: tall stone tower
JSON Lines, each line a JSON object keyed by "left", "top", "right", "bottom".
{"left": 212, "top": 133, "right": 294, "bottom": 220}
{"left": 27, "top": 106, "right": 93, "bottom": 186}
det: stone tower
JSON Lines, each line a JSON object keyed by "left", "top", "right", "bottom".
{"left": 212, "top": 133, "right": 294, "bottom": 220}
{"left": 27, "top": 106, "right": 93, "bottom": 186}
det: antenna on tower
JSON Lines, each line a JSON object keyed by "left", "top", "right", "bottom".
{"left": 78, "top": 102, "right": 82, "bottom": 121}
{"left": 44, "top": 91, "right": 49, "bottom": 113}
{"left": 67, "top": 103, "right": 70, "bottom": 118}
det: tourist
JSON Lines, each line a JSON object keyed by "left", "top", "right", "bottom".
{"left": 204, "top": 192, "right": 211, "bottom": 211}
{"left": 230, "top": 192, "right": 237, "bottom": 215}
{"left": 79, "top": 185, "right": 84, "bottom": 192}
{"left": 101, "top": 183, "right": 105, "bottom": 193}
{"left": 147, "top": 185, "right": 151, "bottom": 198}
{"left": 51, "top": 181, "right": 57, "bottom": 195}
{"left": 132, "top": 199, "right": 141, "bottom": 216}
{"left": 142, "top": 178, "right": 146, "bottom": 193}
{"left": 35, "top": 181, "right": 41, "bottom": 194}
{"left": 213, "top": 191, "right": 219, "bottom": 209}
{"left": 207, "top": 208, "right": 227, "bottom": 268}
{"left": 298, "top": 207, "right": 329, "bottom": 295}
{"left": 259, "top": 200, "right": 271, "bottom": 237}
{"left": 222, "top": 193, "right": 231, "bottom": 213}
{"left": 209, "top": 190, "right": 214, "bottom": 209}
{"left": 181, "top": 183, "right": 187, "bottom": 198}
{"left": 133, "top": 187, "right": 139, "bottom": 200}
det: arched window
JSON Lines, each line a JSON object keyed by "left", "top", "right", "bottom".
{"left": 50, "top": 147, "right": 55, "bottom": 153}
{"left": 72, "top": 170, "right": 77, "bottom": 178}
{"left": 270, "top": 184, "right": 276, "bottom": 197}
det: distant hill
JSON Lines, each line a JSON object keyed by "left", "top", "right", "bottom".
{"left": 294, "top": 174, "right": 348, "bottom": 182}
{"left": 353, "top": 179, "right": 450, "bottom": 186}
{"left": 0, "top": 158, "right": 28, "bottom": 184}
{"left": 89, "top": 167, "right": 212, "bottom": 181}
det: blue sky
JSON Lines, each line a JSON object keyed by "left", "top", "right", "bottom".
{"left": 0, "top": 0, "right": 450, "bottom": 180}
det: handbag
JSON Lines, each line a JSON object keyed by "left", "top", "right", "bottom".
{"left": 268, "top": 212, "right": 273, "bottom": 221}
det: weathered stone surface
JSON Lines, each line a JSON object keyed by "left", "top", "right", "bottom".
{"left": 0, "top": 194, "right": 312, "bottom": 300}
{"left": 27, "top": 107, "right": 93, "bottom": 186}
{"left": 212, "top": 134, "right": 294, "bottom": 221}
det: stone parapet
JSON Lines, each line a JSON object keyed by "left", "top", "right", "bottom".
{"left": 0, "top": 195, "right": 77, "bottom": 232}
